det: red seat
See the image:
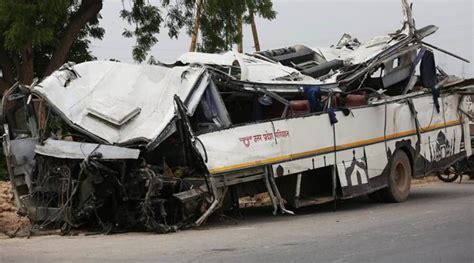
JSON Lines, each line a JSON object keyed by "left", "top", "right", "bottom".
{"left": 345, "top": 94, "right": 367, "bottom": 108}
{"left": 290, "top": 100, "right": 310, "bottom": 116}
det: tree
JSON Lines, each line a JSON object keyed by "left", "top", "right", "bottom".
{"left": 0, "top": 0, "right": 104, "bottom": 91}
{"left": 189, "top": 0, "right": 203, "bottom": 52}
{"left": 166, "top": 0, "right": 276, "bottom": 53}
{"left": 246, "top": 0, "right": 266, "bottom": 52}
{"left": 0, "top": 0, "right": 182, "bottom": 90}
{"left": 120, "top": 0, "right": 164, "bottom": 63}
{"left": 0, "top": 0, "right": 167, "bottom": 91}
{"left": 0, "top": 0, "right": 276, "bottom": 94}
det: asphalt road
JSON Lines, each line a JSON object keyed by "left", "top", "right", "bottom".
{"left": 1, "top": 180, "right": 473, "bottom": 263}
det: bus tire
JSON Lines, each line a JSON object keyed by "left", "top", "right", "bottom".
{"left": 379, "top": 150, "right": 412, "bottom": 203}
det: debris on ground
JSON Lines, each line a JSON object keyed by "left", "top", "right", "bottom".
{"left": 239, "top": 193, "right": 273, "bottom": 208}
{"left": 0, "top": 181, "right": 31, "bottom": 237}
{"left": 412, "top": 175, "right": 440, "bottom": 185}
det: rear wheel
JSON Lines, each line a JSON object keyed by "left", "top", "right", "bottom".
{"left": 379, "top": 150, "right": 412, "bottom": 203}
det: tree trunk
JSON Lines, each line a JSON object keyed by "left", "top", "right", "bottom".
{"left": 45, "top": 0, "right": 102, "bottom": 76}
{"left": 0, "top": 50, "right": 14, "bottom": 84}
{"left": 19, "top": 44, "right": 34, "bottom": 85}
{"left": 249, "top": 10, "right": 260, "bottom": 52}
{"left": 0, "top": 49, "right": 15, "bottom": 93}
{"left": 189, "top": 0, "right": 203, "bottom": 52}
{"left": 237, "top": 15, "right": 243, "bottom": 53}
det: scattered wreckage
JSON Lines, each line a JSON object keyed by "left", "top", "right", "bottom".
{"left": 1, "top": 1, "right": 473, "bottom": 234}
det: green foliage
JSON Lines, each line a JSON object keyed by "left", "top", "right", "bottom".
{"left": 32, "top": 14, "right": 104, "bottom": 78}
{"left": 0, "top": 0, "right": 103, "bottom": 81}
{"left": 165, "top": 0, "right": 276, "bottom": 53}
{"left": 0, "top": 0, "right": 70, "bottom": 51}
{"left": 121, "top": 0, "right": 164, "bottom": 63}
{"left": 121, "top": 0, "right": 277, "bottom": 60}
{"left": 162, "top": 0, "right": 195, "bottom": 38}
{"left": 197, "top": 0, "right": 245, "bottom": 53}
{"left": 244, "top": 0, "right": 276, "bottom": 20}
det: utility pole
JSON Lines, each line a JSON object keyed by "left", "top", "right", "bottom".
{"left": 189, "top": 0, "right": 203, "bottom": 52}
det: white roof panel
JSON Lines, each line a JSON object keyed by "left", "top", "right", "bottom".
{"left": 34, "top": 61, "right": 207, "bottom": 145}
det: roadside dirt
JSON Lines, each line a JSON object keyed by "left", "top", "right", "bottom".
{"left": 0, "top": 181, "right": 31, "bottom": 237}
{"left": 412, "top": 175, "right": 440, "bottom": 185}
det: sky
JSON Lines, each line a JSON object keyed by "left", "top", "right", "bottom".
{"left": 89, "top": 0, "right": 474, "bottom": 77}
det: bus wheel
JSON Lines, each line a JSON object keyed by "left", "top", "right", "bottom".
{"left": 380, "top": 150, "right": 412, "bottom": 203}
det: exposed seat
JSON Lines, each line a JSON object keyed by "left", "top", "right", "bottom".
{"left": 345, "top": 94, "right": 367, "bottom": 108}
{"left": 301, "top": 59, "right": 344, "bottom": 78}
{"left": 290, "top": 100, "right": 311, "bottom": 117}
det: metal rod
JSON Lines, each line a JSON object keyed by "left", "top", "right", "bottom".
{"left": 421, "top": 41, "right": 470, "bottom": 63}
{"left": 295, "top": 173, "right": 302, "bottom": 201}
{"left": 263, "top": 168, "right": 279, "bottom": 215}
{"left": 195, "top": 176, "right": 220, "bottom": 226}
{"left": 268, "top": 169, "right": 294, "bottom": 215}
{"left": 330, "top": 93, "right": 338, "bottom": 212}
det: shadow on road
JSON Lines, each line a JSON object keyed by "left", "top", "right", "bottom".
{"left": 203, "top": 181, "right": 474, "bottom": 230}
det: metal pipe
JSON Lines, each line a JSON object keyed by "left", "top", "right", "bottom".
{"left": 421, "top": 41, "right": 470, "bottom": 63}
{"left": 263, "top": 168, "right": 279, "bottom": 215}
{"left": 295, "top": 173, "right": 302, "bottom": 201}
{"left": 195, "top": 176, "right": 220, "bottom": 226}
{"left": 330, "top": 93, "right": 338, "bottom": 211}
{"left": 268, "top": 168, "right": 294, "bottom": 215}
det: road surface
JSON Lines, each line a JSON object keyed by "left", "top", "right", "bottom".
{"left": 1, "top": 180, "right": 473, "bottom": 263}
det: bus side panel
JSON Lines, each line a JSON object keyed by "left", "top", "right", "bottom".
{"left": 198, "top": 93, "right": 466, "bottom": 199}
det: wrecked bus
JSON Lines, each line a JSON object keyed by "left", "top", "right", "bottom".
{"left": 1, "top": 0, "right": 473, "bottom": 233}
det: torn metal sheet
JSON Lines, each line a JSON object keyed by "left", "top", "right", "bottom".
{"left": 33, "top": 62, "right": 209, "bottom": 145}
{"left": 178, "top": 50, "right": 318, "bottom": 84}
{"left": 35, "top": 139, "right": 140, "bottom": 159}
